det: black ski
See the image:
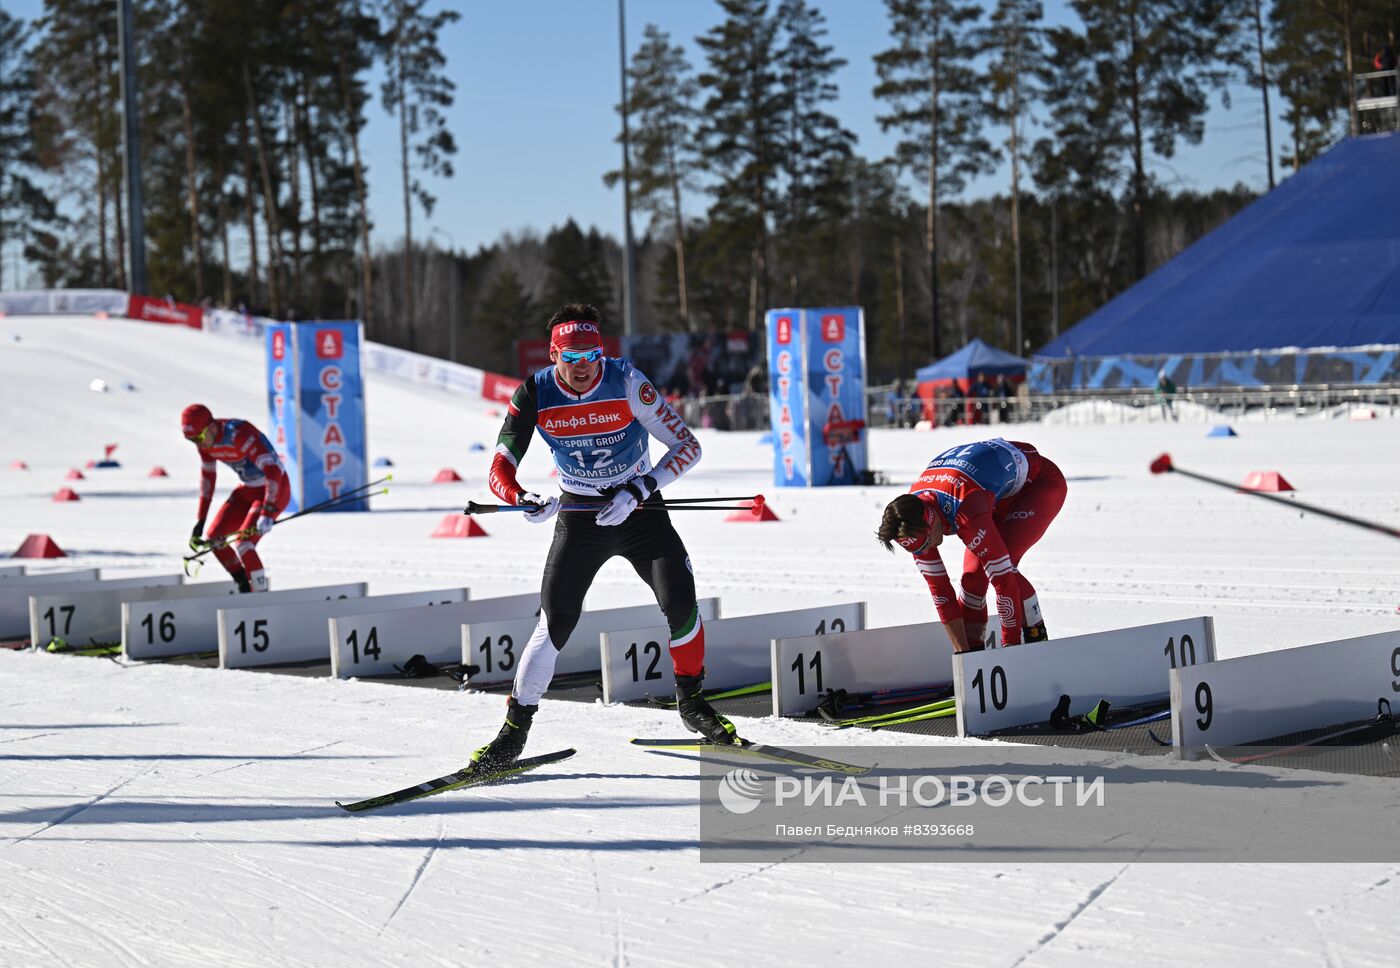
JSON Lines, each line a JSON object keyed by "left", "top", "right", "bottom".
{"left": 1205, "top": 700, "right": 1396, "bottom": 765}
{"left": 336, "top": 748, "right": 576, "bottom": 813}
{"left": 630, "top": 737, "right": 871, "bottom": 775}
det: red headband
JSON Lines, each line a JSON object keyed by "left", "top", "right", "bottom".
{"left": 550, "top": 320, "right": 604, "bottom": 352}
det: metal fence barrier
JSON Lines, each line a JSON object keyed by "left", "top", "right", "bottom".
{"left": 676, "top": 384, "right": 1400, "bottom": 432}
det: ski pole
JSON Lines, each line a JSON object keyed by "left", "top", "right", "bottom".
{"left": 1150, "top": 453, "right": 1400, "bottom": 539}
{"left": 183, "top": 480, "right": 391, "bottom": 572}
{"left": 260, "top": 476, "right": 392, "bottom": 528}
{"left": 465, "top": 493, "right": 767, "bottom": 516}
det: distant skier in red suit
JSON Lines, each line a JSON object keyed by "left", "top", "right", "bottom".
{"left": 878, "top": 438, "right": 1067, "bottom": 652}
{"left": 181, "top": 404, "right": 289, "bottom": 592}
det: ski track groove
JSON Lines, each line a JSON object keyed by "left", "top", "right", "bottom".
{"left": 1310, "top": 866, "right": 1398, "bottom": 920}
{"left": 185, "top": 831, "right": 356, "bottom": 927}
{"left": 200, "top": 739, "right": 345, "bottom": 778}
{"left": 613, "top": 907, "right": 627, "bottom": 968}
{"left": 670, "top": 849, "right": 806, "bottom": 905}
{"left": 0, "top": 902, "right": 77, "bottom": 968}
{"left": 47, "top": 906, "right": 148, "bottom": 968}
{"left": 0, "top": 732, "right": 59, "bottom": 746}
{"left": 1007, "top": 863, "right": 1129, "bottom": 968}
{"left": 0, "top": 767, "right": 153, "bottom": 849}
{"left": 198, "top": 880, "right": 301, "bottom": 968}
{"left": 378, "top": 815, "right": 445, "bottom": 935}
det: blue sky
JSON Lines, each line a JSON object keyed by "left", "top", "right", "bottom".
{"left": 7, "top": 0, "right": 1281, "bottom": 261}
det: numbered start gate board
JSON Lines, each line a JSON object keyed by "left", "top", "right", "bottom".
{"left": 772, "top": 621, "right": 957, "bottom": 718}
{"left": 30, "top": 578, "right": 223, "bottom": 650}
{"left": 329, "top": 593, "right": 540, "bottom": 679}
{"left": 463, "top": 599, "right": 721, "bottom": 689}
{"left": 219, "top": 587, "right": 470, "bottom": 669}
{"left": 0, "top": 569, "right": 101, "bottom": 638}
{"left": 20, "top": 574, "right": 180, "bottom": 644}
{"left": 124, "top": 584, "right": 366, "bottom": 659}
{"left": 953, "top": 616, "right": 1217, "bottom": 737}
{"left": 602, "top": 602, "right": 865, "bottom": 704}
{"left": 1171, "top": 630, "right": 1400, "bottom": 749}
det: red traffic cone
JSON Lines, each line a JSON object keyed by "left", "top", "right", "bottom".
{"left": 65, "top": 468, "right": 85, "bottom": 481}
{"left": 148, "top": 466, "right": 169, "bottom": 478}
{"left": 433, "top": 468, "right": 463, "bottom": 483}
{"left": 727, "top": 503, "right": 780, "bottom": 522}
{"left": 52, "top": 488, "right": 81, "bottom": 502}
{"left": 14, "top": 534, "right": 66, "bottom": 558}
{"left": 1240, "top": 471, "right": 1294, "bottom": 493}
{"left": 431, "top": 514, "right": 488, "bottom": 538}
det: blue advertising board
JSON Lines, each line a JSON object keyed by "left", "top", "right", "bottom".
{"left": 766, "top": 307, "right": 868, "bottom": 487}
{"left": 803, "top": 307, "right": 868, "bottom": 487}
{"left": 766, "top": 309, "right": 808, "bottom": 487}
{"left": 265, "top": 323, "right": 302, "bottom": 513}
{"left": 265, "top": 321, "right": 369, "bottom": 513}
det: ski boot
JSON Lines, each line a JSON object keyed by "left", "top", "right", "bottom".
{"left": 230, "top": 568, "right": 253, "bottom": 594}
{"left": 963, "top": 622, "right": 988, "bottom": 651}
{"left": 1023, "top": 621, "right": 1049, "bottom": 644}
{"left": 471, "top": 697, "right": 537, "bottom": 772}
{"left": 675, "top": 671, "right": 738, "bottom": 745}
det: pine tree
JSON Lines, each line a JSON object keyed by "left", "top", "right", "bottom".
{"left": 604, "top": 24, "right": 702, "bottom": 329}
{"left": 1270, "top": 0, "right": 1353, "bottom": 171}
{"left": 31, "top": 0, "right": 124, "bottom": 288}
{"left": 978, "top": 0, "right": 1047, "bottom": 354}
{"left": 379, "top": 0, "right": 459, "bottom": 348}
{"left": 1042, "top": 0, "right": 1234, "bottom": 283}
{"left": 477, "top": 265, "right": 538, "bottom": 374}
{"left": 0, "top": 9, "right": 59, "bottom": 290}
{"left": 542, "top": 219, "right": 616, "bottom": 319}
{"left": 696, "top": 0, "right": 786, "bottom": 330}
{"left": 774, "top": 0, "right": 855, "bottom": 302}
{"left": 873, "top": 0, "right": 992, "bottom": 359}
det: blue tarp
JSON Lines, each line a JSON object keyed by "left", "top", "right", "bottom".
{"left": 1038, "top": 133, "right": 1400, "bottom": 358}
{"left": 916, "top": 338, "right": 1030, "bottom": 383}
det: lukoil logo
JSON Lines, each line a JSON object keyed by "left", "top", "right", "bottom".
{"left": 717, "top": 768, "right": 765, "bottom": 814}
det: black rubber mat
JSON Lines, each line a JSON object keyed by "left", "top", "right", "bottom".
{"left": 92, "top": 653, "right": 1400, "bottom": 777}
{"left": 1185, "top": 715, "right": 1400, "bottom": 778}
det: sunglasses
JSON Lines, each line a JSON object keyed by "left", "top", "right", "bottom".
{"left": 559, "top": 348, "right": 603, "bottom": 364}
{"left": 186, "top": 425, "right": 215, "bottom": 445}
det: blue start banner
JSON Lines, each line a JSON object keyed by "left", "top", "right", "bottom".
{"left": 766, "top": 307, "right": 869, "bottom": 487}
{"left": 265, "top": 321, "right": 369, "bottom": 513}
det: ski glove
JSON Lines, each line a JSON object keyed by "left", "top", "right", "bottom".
{"left": 517, "top": 491, "right": 559, "bottom": 524}
{"left": 254, "top": 514, "right": 276, "bottom": 536}
{"left": 189, "top": 519, "right": 207, "bottom": 552}
{"left": 596, "top": 476, "right": 654, "bottom": 527}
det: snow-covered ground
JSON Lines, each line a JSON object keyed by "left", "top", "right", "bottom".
{"left": 1, "top": 314, "right": 1398, "bottom": 966}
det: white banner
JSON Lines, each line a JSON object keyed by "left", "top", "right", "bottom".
{"left": 0, "top": 289, "right": 129, "bottom": 316}
{"left": 362, "top": 341, "right": 486, "bottom": 398}
{"left": 203, "top": 308, "right": 271, "bottom": 340}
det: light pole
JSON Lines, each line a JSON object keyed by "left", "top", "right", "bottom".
{"left": 617, "top": 0, "right": 637, "bottom": 336}
{"left": 431, "top": 226, "right": 459, "bottom": 363}
{"left": 117, "top": 0, "right": 146, "bottom": 295}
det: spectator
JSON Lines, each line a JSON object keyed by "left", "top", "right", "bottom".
{"left": 996, "top": 375, "right": 1014, "bottom": 424}
{"left": 943, "top": 381, "right": 964, "bottom": 427}
{"left": 686, "top": 337, "right": 712, "bottom": 397}
{"left": 1376, "top": 47, "right": 1398, "bottom": 98}
{"left": 1155, "top": 369, "right": 1178, "bottom": 421}
{"left": 971, "top": 373, "right": 992, "bottom": 424}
